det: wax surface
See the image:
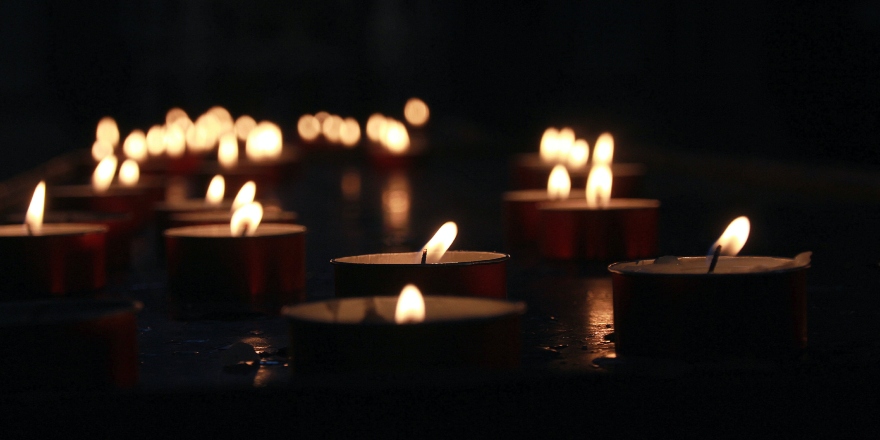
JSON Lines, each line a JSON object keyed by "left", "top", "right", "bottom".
{"left": 539, "top": 198, "right": 660, "bottom": 211}
{"left": 284, "top": 296, "right": 525, "bottom": 324}
{"left": 333, "top": 250, "right": 508, "bottom": 265}
{"left": 172, "top": 208, "right": 296, "bottom": 224}
{"left": 503, "top": 189, "right": 585, "bottom": 202}
{"left": 611, "top": 256, "right": 811, "bottom": 274}
{"left": 165, "top": 223, "right": 305, "bottom": 238}
{"left": 0, "top": 223, "right": 107, "bottom": 237}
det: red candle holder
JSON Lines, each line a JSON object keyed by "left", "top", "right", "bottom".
{"left": 538, "top": 199, "right": 659, "bottom": 261}
{"left": 609, "top": 256, "right": 809, "bottom": 360}
{"left": 510, "top": 154, "right": 645, "bottom": 197}
{"left": 165, "top": 224, "right": 307, "bottom": 317}
{"left": 51, "top": 184, "right": 153, "bottom": 229}
{"left": 332, "top": 251, "right": 509, "bottom": 299}
{"left": 502, "top": 189, "right": 584, "bottom": 249}
{"left": 283, "top": 296, "right": 524, "bottom": 374}
{"left": 0, "top": 224, "right": 106, "bottom": 298}
{"left": 0, "top": 298, "right": 141, "bottom": 391}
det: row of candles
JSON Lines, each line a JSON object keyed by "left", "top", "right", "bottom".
{"left": 0, "top": 110, "right": 810, "bottom": 389}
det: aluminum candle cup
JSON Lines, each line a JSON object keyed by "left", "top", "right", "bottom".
{"left": 0, "top": 224, "right": 106, "bottom": 298}
{"left": 609, "top": 256, "right": 809, "bottom": 361}
{"left": 332, "top": 251, "right": 509, "bottom": 299}
{"left": 165, "top": 224, "right": 306, "bottom": 316}
{"left": 502, "top": 189, "right": 584, "bottom": 249}
{"left": 538, "top": 199, "right": 659, "bottom": 261}
{"left": 510, "top": 154, "right": 645, "bottom": 197}
{"left": 0, "top": 299, "right": 141, "bottom": 391}
{"left": 283, "top": 296, "right": 525, "bottom": 374}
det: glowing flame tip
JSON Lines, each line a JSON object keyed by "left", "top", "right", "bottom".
{"left": 394, "top": 284, "right": 426, "bottom": 324}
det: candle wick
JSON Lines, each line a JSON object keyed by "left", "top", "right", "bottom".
{"left": 708, "top": 245, "right": 722, "bottom": 273}
{"left": 421, "top": 249, "right": 427, "bottom": 265}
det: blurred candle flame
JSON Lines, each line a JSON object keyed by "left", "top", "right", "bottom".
{"left": 230, "top": 202, "right": 262, "bottom": 237}
{"left": 234, "top": 115, "right": 257, "bottom": 141}
{"left": 322, "top": 114, "right": 343, "bottom": 144}
{"left": 123, "top": 130, "right": 148, "bottom": 162}
{"left": 231, "top": 181, "right": 256, "bottom": 212}
{"left": 394, "top": 284, "right": 426, "bottom": 324}
{"left": 91, "top": 140, "right": 114, "bottom": 161}
{"left": 708, "top": 216, "right": 750, "bottom": 263}
{"left": 339, "top": 117, "right": 361, "bottom": 148}
{"left": 166, "top": 108, "right": 191, "bottom": 129}
{"left": 96, "top": 117, "right": 120, "bottom": 147}
{"left": 25, "top": 181, "right": 45, "bottom": 234}
{"left": 164, "top": 124, "right": 186, "bottom": 158}
{"left": 366, "top": 113, "right": 387, "bottom": 142}
{"left": 146, "top": 125, "right": 166, "bottom": 156}
{"left": 382, "top": 120, "right": 410, "bottom": 154}
{"left": 92, "top": 156, "right": 118, "bottom": 193}
{"left": 297, "top": 114, "right": 321, "bottom": 142}
{"left": 567, "top": 139, "right": 590, "bottom": 168}
{"left": 422, "top": 221, "right": 457, "bottom": 263}
{"left": 547, "top": 165, "right": 571, "bottom": 200}
{"left": 218, "top": 132, "right": 239, "bottom": 168}
{"left": 592, "top": 132, "right": 614, "bottom": 165}
{"left": 585, "top": 165, "right": 612, "bottom": 208}
{"left": 539, "top": 127, "right": 560, "bottom": 163}
{"left": 404, "top": 98, "right": 429, "bottom": 127}
{"left": 205, "top": 175, "right": 225, "bottom": 205}
{"left": 118, "top": 159, "right": 140, "bottom": 187}
{"left": 246, "top": 121, "right": 282, "bottom": 161}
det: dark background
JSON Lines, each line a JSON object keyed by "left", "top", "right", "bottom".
{"left": 1, "top": 0, "right": 878, "bottom": 178}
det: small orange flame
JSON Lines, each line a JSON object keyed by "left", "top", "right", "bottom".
{"left": 218, "top": 132, "right": 239, "bottom": 168}
{"left": 297, "top": 114, "right": 321, "bottom": 142}
{"left": 205, "top": 175, "right": 225, "bottom": 205}
{"left": 585, "top": 165, "right": 612, "bottom": 208}
{"left": 231, "top": 181, "right": 256, "bottom": 212}
{"left": 118, "top": 159, "right": 140, "bottom": 187}
{"left": 366, "top": 113, "right": 387, "bottom": 142}
{"left": 92, "top": 156, "right": 118, "bottom": 193}
{"left": 25, "top": 181, "right": 45, "bottom": 234}
{"left": 146, "top": 125, "right": 166, "bottom": 156}
{"left": 165, "top": 108, "right": 191, "bottom": 128}
{"left": 245, "top": 121, "right": 282, "bottom": 160}
{"left": 567, "top": 139, "right": 589, "bottom": 168}
{"left": 206, "top": 106, "right": 234, "bottom": 135}
{"left": 322, "top": 115, "right": 343, "bottom": 144}
{"left": 394, "top": 284, "right": 426, "bottom": 324}
{"left": 556, "top": 127, "right": 575, "bottom": 160}
{"left": 540, "top": 127, "right": 560, "bottom": 163}
{"left": 123, "top": 130, "right": 147, "bottom": 162}
{"left": 382, "top": 120, "right": 410, "bottom": 154}
{"left": 96, "top": 117, "right": 120, "bottom": 147}
{"left": 422, "top": 221, "right": 457, "bottom": 263}
{"left": 547, "top": 165, "right": 571, "bottom": 200}
{"left": 230, "top": 201, "right": 263, "bottom": 237}
{"left": 339, "top": 117, "right": 361, "bottom": 148}
{"left": 91, "top": 140, "right": 114, "bottom": 161}
{"left": 235, "top": 115, "right": 257, "bottom": 141}
{"left": 404, "top": 98, "right": 430, "bottom": 127}
{"left": 592, "top": 132, "right": 614, "bottom": 165}
{"left": 708, "top": 216, "right": 750, "bottom": 261}
{"left": 164, "top": 124, "right": 186, "bottom": 158}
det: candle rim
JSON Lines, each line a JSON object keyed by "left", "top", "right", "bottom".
{"left": 331, "top": 250, "right": 510, "bottom": 266}
{"left": 171, "top": 208, "right": 297, "bottom": 223}
{"left": 0, "top": 223, "right": 108, "bottom": 237}
{"left": 282, "top": 295, "right": 525, "bottom": 326}
{"left": 608, "top": 256, "right": 810, "bottom": 276}
{"left": 164, "top": 223, "right": 305, "bottom": 238}
{"left": 0, "top": 298, "right": 142, "bottom": 327}
{"left": 539, "top": 198, "right": 660, "bottom": 211}
{"left": 503, "top": 189, "right": 586, "bottom": 202}
{"left": 154, "top": 199, "right": 233, "bottom": 212}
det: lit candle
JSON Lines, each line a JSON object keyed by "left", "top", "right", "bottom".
{"left": 153, "top": 174, "right": 234, "bottom": 246}
{"left": 608, "top": 217, "right": 810, "bottom": 360}
{"left": 332, "top": 222, "right": 510, "bottom": 299}
{"left": 164, "top": 202, "right": 306, "bottom": 318}
{"left": 0, "top": 182, "right": 107, "bottom": 297}
{"left": 502, "top": 165, "right": 585, "bottom": 249}
{"left": 538, "top": 164, "right": 660, "bottom": 261}
{"left": 282, "top": 284, "right": 525, "bottom": 374}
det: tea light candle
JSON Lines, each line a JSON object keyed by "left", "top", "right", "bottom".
{"left": 608, "top": 217, "right": 810, "bottom": 360}
{"left": 332, "top": 222, "right": 510, "bottom": 299}
{"left": 539, "top": 165, "right": 659, "bottom": 261}
{"left": 503, "top": 165, "right": 584, "bottom": 248}
{"left": 165, "top": 202, "right": 306, "bottom": 317}
{"left": 0, "top": 182, "right": 107, "bottom": 297}
{"left": 283, "top": 284, "right": 525, "bottom": 374}
{"left": 0, "top": 298, "right": 141, "bottom": 391}
{"left": 153, "top": 174, "right": 232, "bottom": 237}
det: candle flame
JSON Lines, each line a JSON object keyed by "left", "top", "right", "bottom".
{"left": 382, "top": 120, "right": 410, "bottom": 154}
{"left": 96, "top": 117, "right": 120, "bottom": 147}
{"left": 218, "top": 132, "right": 239, "bottom": 168}
{"left": 146, "top": 125, "right": 166, "bottom": 156}
{"left": 394, "top": 284, "right": 426, "bottom": 324}
{"left": 422, "top": 221, "right": 457, "bottom": 263}
{"left": 91, "top": 139, "right": 114, "bottom": 161}
{"left": 205, "top": 175, "right": 225, "bottom": 205}
{"left": 123, "top": 130, "right": 148, "bottom": 162}
{"left": 118, "top": 159, "right": 140, "bottom": 187}
{"left": 297, "top": 114, "right": 321, "bottom": 142}
{"left": 322, "top": 114, "right": 343, "bottom": 144}
{"left": 166, "top": 108, "right": 191, "bottom": 129}
{"left": 339, "top": 117, "right": 361, "bottom": 148}
{"left": 246, "top": 121, "right": 282, "bottom": 160}
{"left": 366, "top": 113, "right": 387, "bottom": 142}
{"left": 234, "top": 115, "right": 257, "bottom": 141}
{"left": 231, "top": 181, "right": 256, "bottom": 212}
{"left": 567, "top": 139, "right": 589, "bottom": 168}
{"left": 164, "top": 124, "right": 186, "bottom": 158}
{"left": 556, "top": 127, "right": 575, "bottom": 161}
{"left": 547, "top": 165, "right": 571, "bottom": 200}
{"left": 539, "top": 127, "right": 560, "bottom": 163}
{"left": 206, "top": 106, "right": 234, "bottom": 135}
{"left": 592, "top": 132, "right": 614, "bottom": 165}
{"left": 708, "top": 216, "right": 751, "bottom": 262}
{"left": 25, "top": 181, "right": 45, "bottom": 234}
{"left": 230, "top": 202, "right": 263, "bottom": 237}
{"left": 404, "top": 98, "right": 430, "bottom": 127}
{"left": 92, "top": 156, "right": 118, "bottom": 193}
{"left": 585, "top": 165, "right": 612, "bottom": 208}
